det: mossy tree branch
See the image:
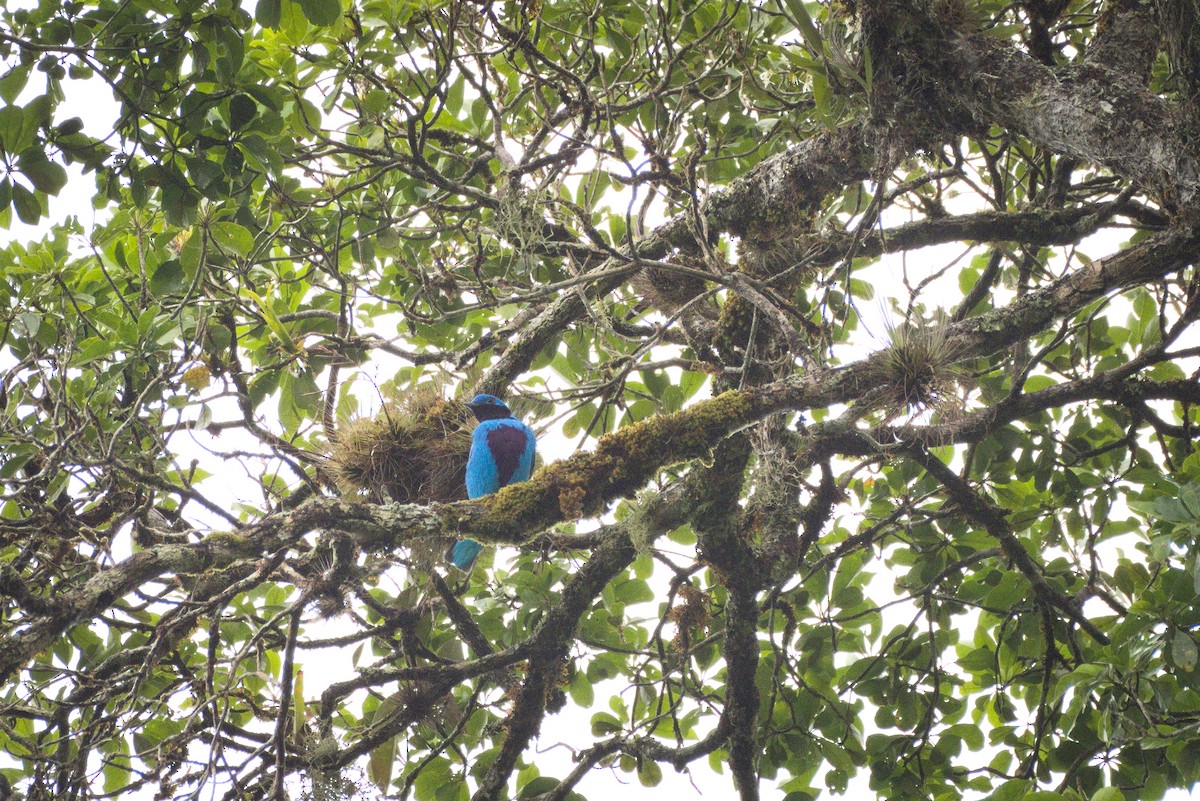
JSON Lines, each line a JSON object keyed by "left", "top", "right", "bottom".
{"left": 4, "top": 219, "right": 1192, "bottom": 685}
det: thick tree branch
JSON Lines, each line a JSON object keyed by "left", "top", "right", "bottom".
{"left": 1157, "top": 0, "right": 1200, "bottom": 117}
{"left": 860, "top": 0, "right": 1200, "bottom": 207}
{"left": 0, "top": 501, "right": 443, "bottom": 683}
{"left": 788, "top": 201, "right": 1150, "bottom": 277}
{"left": 905, "top": 445, "right": 1109, "bottom": 644}
{"left": 691, "top": 437, "right": 760, "bottom": 800}
{"left": 476, "top": 125, "right": 874, "bottom": 396}
{"left": 5, "top": 223, "right": 1193, "bottom": 684}
{"left": 470, "top": 531, "right": 637, "bottom": 800}
{"left": 1088, "top": 0, "right": 1161, "bottom": 82}
{"left": 469, "top": 226, "right": 1197, "bottom": 545}
{"left": 955, "top": 23, "right": 1200, "bottom": 207}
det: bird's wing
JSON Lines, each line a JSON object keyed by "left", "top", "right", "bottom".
{"left": 466, "top": 427, "right": 501, "bottom": 498}
{"left": 515, "top": 422, "right": 536, "bottom": 483}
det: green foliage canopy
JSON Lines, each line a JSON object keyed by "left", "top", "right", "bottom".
{"left": 3, "top": 0, "right": 1200, "bottom": 800}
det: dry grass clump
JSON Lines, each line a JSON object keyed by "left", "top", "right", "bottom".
{"left": 328, "top": 386, "right": 471, "bottom": 503}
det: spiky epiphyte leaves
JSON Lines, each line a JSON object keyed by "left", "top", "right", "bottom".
{"left": 328, "top": 387, "right": 472, "bottom": 505}
{"left": 297, "top": 534, "right": 357, "bottom": 619}
{"left": 873, "top": 314, "right": 963, "bottom": 415}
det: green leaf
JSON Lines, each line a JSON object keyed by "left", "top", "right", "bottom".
{"left": 256, "top": 0, "right": 283, "bottom": 28}
{"left": 780, "top": 0, "right": 823, "bottom": 54}
{"left": 1173, "top": 631, "right": 1197, "bottom": 672}
{"left": 10, "top": 181, "right": 40, "bottom": 224}
{"left": 102, "top": 749, "right": 132, "bottom": 794}
{"left": 0, "top": 445, "right": 36, "bottom": 479}
{"left": 945, "top": 723, "right": 985, "bottom": 751}
{"left": 615, "top": 578, "right": 654, "bottom": 604}
{"left": 56, "top": 116, "right": 84, "bottom": 136}
{"left": 229, "top": 94, "right": 258, "bottom": 132}
{"left": 987, "top": 779, "right": 1032, "bottom": 801}
{"left": 569, "top": 670, "right": 594, "bottom": 708}
{"left": 518, "top": 777, "right": 560, "bottom": 798}
{"left": 0, "top": 104, "right": 28, "bottom": 154}
{"left": 0, "top": 65, "right": 31, "bottom": 104}
{"left": 637, "top": 759, "right": 662, "bottom": 787}
{"left": 23, "top": 95, "right": 52, "bottom": 131}
{"left": 18, "top": 149, "right": 67, "bottom": 195}
{"left": 367, "top": 735, "right": 396, "bottom": 791}
{"left": 151, "top": 259, "right": 186, "bottom": 295}
{"left": 810, "top": 68, "right": 832, "bottom": 122}
{"left": 411, "top": 756, "right": 453, "bottom": 801}
{"left": 362, "top": 88, "right": 391, "bottom": 115}
{"left": 210, "top": 221, "right": 255, "bottom": 257}
{"left": 290, "top": 370, "right": 322, "bottom": 416}
{"left": 298, "top": 0, "right": 341, "bottom": 26}
{"left": 242, "top": 288, "right": 296, "bottom": 351}
{"left": 590, "top": 711, "right": 621, "bottom": 735}
{"left": 277, "top": 372, "right": 302, "bottom": 433}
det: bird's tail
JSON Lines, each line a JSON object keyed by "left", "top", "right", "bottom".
{"left": 447, "top": 539, "right": 483, "bottom": 572}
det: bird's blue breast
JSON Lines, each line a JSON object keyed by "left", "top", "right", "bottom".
{"left": 465, "top": 418, "right": 536, "bottom": 499}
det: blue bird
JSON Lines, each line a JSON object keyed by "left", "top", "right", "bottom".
{"left": 447, "top": 393, "right": 537, "bottom": 571}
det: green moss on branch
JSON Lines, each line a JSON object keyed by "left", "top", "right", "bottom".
{"left": 461, "top": 391, "right": 756, "bottom": 543}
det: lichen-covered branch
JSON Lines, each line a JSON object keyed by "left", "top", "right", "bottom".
{"left": 6, "top": 220, "right": 1193, "bottom": 687}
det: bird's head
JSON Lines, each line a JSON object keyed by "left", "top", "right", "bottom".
{"left": 467, "top": 394, "right": 514, "bottom": 421}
